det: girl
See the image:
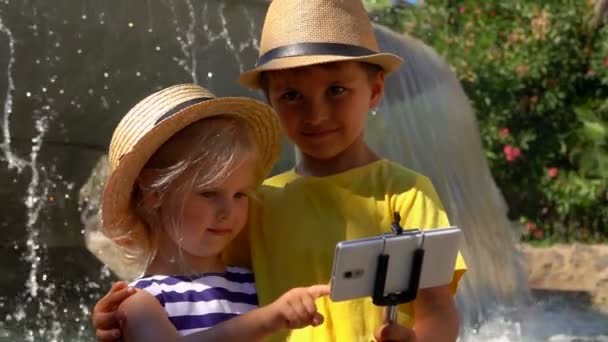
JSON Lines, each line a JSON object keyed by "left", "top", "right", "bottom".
{"left": 100, "top": 84, "right": 329, "bottom": 341}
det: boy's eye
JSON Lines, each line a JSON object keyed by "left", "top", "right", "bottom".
{"left": 328, "top": 86, "right": 346, "bottom": 97}
{"left": 280, "top": 90, "right": 301, "bottom": 102}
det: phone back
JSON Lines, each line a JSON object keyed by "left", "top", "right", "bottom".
{"left": 330, "top": 227, "right": 461, "bottom": 302}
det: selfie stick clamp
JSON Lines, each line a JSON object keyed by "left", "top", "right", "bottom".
{"left": 373, "top": 212, "right": 425, "bottom": 323}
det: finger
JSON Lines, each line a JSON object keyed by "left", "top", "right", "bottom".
{"left": 115, "top": 309, "right": 128, "bottom": 329}
{"left": 374, "top": 323, "right": 416, "bottom": 342}
{"left": 95, "top": 328, "right": 121, "bottom": 342}
{"left": 94, "top": 282, "right": 130, "bottom": 312}
{"left": 92, "top": 312, "right": 119, "bottom": 331}
{"left": 105, "top": 286, "right": 137, "bottom": 311}
{"left": 289, "top": 297, "right": 311, "bottom": 328}
{"left": 306, "top": 284, "right": 330, "bottom": 298}
{"left": 311, "top": 312, "right": 325, "bottom": 327}
{"left": 300, "top": 292, "right": 318, "bottom": 317}
{"left": 283, "top": 300, "right": 298, "bottom": 329}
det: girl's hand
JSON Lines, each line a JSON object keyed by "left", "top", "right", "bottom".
{"left": 374, "top": 322, "right": 417, "bottom": 342}
{"left": 92, "top": 281, "right": 136, "bottom": 341}
{"left": 264, "top": 285, "right": 330, "bottom": 332}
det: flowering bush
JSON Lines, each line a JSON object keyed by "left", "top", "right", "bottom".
{"left": 368, "top": 0, "right": 608, "bottom": 242}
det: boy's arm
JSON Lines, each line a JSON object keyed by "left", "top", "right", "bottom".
{"left": 413, "top": 285, "right": 459, "bottom": 342}
{"left": 394, "top": 175, "right": 465, "bottom": 341}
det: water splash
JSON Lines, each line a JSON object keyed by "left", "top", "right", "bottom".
{"left": 23, "top": 115, "right": 52, "bottom": 298}
{"left": 463, "top": 299, "right": 608, "bottom": 342}
{"left": 0, "top": 16, "right": 25, "bottom": 170}
{"left": 241, "top": 6, "right": 260, "bottom": 55}
{"left": 168, "top": 0, "right": 198, "bottom": 83}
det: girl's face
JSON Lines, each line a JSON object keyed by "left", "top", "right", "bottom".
{"left": 161, "top": 157, "right": 257, "bottom": 259}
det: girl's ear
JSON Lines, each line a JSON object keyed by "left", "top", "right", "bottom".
{"left": 137, "top": 168, "right": 162, "bottom": 208}
{"left": 369, "top": 70, "right": 386, "bottom": 109}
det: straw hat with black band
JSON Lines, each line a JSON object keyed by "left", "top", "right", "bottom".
{"left": 102, "top": 84, "right": 282, "bottom": 248}
{"left": 239, "top": 0, "right": 404, "bottom": 89}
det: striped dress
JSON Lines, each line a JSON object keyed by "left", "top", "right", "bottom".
{"left": 130, "top": 266, "right": 259, "bottom": 336}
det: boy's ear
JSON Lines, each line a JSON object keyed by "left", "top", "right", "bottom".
{"left": 137, "top": 168, "right": 162, "bottom": 208}
{"left": 369, "top": 71, "right": 386, "bottom": 108}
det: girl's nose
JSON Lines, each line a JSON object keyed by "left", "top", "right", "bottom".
{"left": 216, "top": 197, "right": 231, "bottom": 221}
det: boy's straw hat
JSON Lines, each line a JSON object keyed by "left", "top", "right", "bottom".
{"left": 101, "top": 84, "right": 282, "bottom": 247}
{"left": 239, "top": 0, "right": 404, "bottom": 89}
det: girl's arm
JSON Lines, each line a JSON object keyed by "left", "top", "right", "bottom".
{"left": 119, "top": 285, "right": 330, "bottom": 342}
{"left": 117, "top": 289, "right": 180, "bottom": 342}
{"left": 183, "top": 285, "right": 330, "bottom": 342}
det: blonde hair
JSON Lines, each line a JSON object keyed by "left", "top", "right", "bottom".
{"left": 118, "top": 115, "right": 261, "bottom": 267}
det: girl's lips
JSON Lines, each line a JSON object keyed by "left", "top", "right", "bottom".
{"left": 207, "top": 228, "right": 232, "bottom": 236}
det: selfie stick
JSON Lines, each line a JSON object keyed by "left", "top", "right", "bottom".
{"left": 372, "top": 212, "right": 425, "bottom": 323}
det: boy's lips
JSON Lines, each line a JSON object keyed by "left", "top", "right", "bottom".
{"left": 300, "top": 128, "right": 340, "bottom": 137}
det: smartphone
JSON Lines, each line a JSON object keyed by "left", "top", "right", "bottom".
{"left": 330, "top": 226, "right": 462, "bottom": 302}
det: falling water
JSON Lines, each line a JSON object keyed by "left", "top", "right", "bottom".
{"left": 373, "top": 25, "right": 531, "bottom": 325}
{"left": 0, "top": 1, "right": 606, "bottom": 341}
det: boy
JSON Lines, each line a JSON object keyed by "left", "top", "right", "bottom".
{"left": 93, "top": 1, "right": 466, "bottom": 341}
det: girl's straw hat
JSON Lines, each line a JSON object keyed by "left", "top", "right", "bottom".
{"left": 239, "top": 0, "right": 404, "bottom": 89}
{"left": 101, "top": 84, "right": 282, "bottom": 247}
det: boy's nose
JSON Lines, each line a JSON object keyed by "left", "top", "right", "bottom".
{"left": 304, "top": 99, "right": 330, "bottom": 125}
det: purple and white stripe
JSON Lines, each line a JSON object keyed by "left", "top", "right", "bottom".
{"left": 131, "top": 266, "right": 258, "bottom": 336}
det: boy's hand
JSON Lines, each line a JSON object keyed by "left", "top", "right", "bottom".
{"left": 92, "top": 281, "right": 136, "bottom": 341}
{"left": 264, "top": 285, "right": 330, "bottom": 332}
{"left": 374, "top": 322, "right": 417, "bottom": 342}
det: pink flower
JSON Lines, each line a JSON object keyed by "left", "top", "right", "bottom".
{"left": 499, "top": 127, "right": 510, "bottom": 139}
{"left": 547, "top": 167, "right": 558, "bottom": 178}
{"left": 533, "top": 229, "right": 544, "bottom": 239}
{"left": 459, "top": 6, "right": 466, "bottom": 14}
{"left": 526, "top": 222, "right": 537, "bottom": 232}
{"left": 512, "top": 147, "right": 521, "bottom": 158}
{"left": 603, "top": 57, "right": 608, "bottom": 68}
{"left": 503, "top": 145, "right": 521, "bottom": 162}
{"left": 587, "top": 68, "right": 595, "bottom": 76}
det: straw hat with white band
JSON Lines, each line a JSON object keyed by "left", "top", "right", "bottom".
{"left": 239, "top": 0, "right": 404, "bottom": 89}
{"left": 102, "top": 84, "right": 282, "bottom": 248}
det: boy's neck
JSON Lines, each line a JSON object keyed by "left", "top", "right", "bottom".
{"left": 296, "top": 139, "right": 380, "bottom": 177}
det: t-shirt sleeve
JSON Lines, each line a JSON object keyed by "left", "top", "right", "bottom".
{"left": 394, "top": 175, "right": 467, "bottom": 294}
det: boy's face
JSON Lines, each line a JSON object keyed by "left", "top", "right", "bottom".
{"left": 265, "top": 62, "right": 384, "bottom": 160}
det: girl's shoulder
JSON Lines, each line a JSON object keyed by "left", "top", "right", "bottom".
{"left": 129, "top": 267, "right": 256, "bottom": 293}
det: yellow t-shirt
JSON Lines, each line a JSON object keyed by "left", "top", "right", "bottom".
{"left": 226, "top": 159, "right": 466, "bottom": 342}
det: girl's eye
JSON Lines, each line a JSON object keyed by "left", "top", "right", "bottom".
{"left": 199, "top": 191, "right": 217, "bottom": 198}
{"left": 281, "top": 90, "right": 301, "bottom": 102}
{"left": 328, "top": 86, "right": 346, "bottom": 97}
{"left": 234, "top": 192, "right": 248, "bottom": 199}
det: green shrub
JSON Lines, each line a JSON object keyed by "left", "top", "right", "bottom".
{"left": 367, "top": 0, "right": 608, "bottom": 242}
